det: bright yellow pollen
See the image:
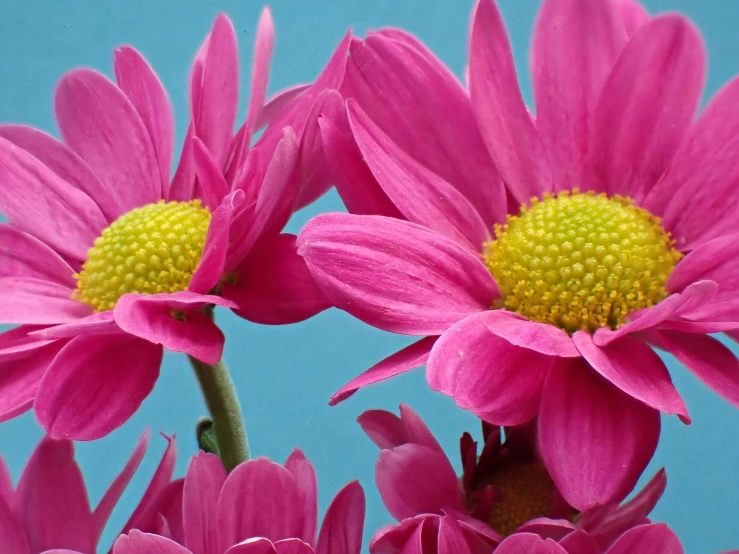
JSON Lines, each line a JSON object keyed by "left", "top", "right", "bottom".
{"left": 74, "top": 200, "right": 211, "bottom": 312}
{"left": 483, "top": 190, "right": 681, "bottom": 334}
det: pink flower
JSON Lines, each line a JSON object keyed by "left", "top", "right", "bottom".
{"left": 0, "top": 431, "right": 180, "bottom": 553}
{"left": 0, "top": 9, "right": 344, "bottom": 440}
{"left": 111, "top": 449, "right": 366, "bottom": 554}
{"left": 361, "top": 404, "right": 666, "bottom": 553}
{"left": 298, "top": 0, "right": 739, "bottom": 508}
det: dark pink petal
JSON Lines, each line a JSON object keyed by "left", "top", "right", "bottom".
{"left": 224, "top": 233, "right": 330, "bottom": 325}
{"left": 376, "top": 444, "right": 465, "bottom": 521}
{"left": 285, "top": 449, "right": 318, "bottom": 545}
{"left": 0, "top": 457, "right": 12, "bottom": 506}
{"left": 667, "top": 234, "right": 739, "bottom": 303}
{"left": 330, "top": 337, "right": 436, "bottom": 405}
{"left": 482, "top": 311, "right": 579, "bottom": 357}
{"left": 0, "top": 277, "right": 91, "bottom": 325}
{"left": 257, "top": 85, "right": 310, "bottom": 130}
{"left": 587, "top": 14, "right": 705, "bottom": 201}
{"left": 358, "top": 403, "right": 443, "bottom": 453}
{"left": 533, "top": 0, "right": 627, "bottom": 192}
{"left": 113, "top": 530, "right": 192, "bottom": 554}
{"left": 225, "top": 538, "right": 278, "bottom": 554}
{"left": 273, "top": 539, "right": 313, "bottom": 554}
{"left": 217, "top": 458, "right": 303, "bottom": 550}
{"left": 127, "top": 479, "right": 185, "bottom": 541}
{"left": 342, "top": 33, "right": 506, "bottom": 227}
{"left": 243, "top": 8, "right": 275, "bottom": 146}
{"left": 0, "top": 137, "right": 106, "bottom": 263}
{"left": 114, "top": 46, "right": 175, "bottom": 196}
{"left": 369, "top": 515, "right": 427, "bottom": 554}
{"left": 30, "top": 312, "right": 118, "bottom": 340}
{"left": 316, "top": 481, "right": 365, "bottom": 554}
{"left": 612, "top": 0, "right": 649, "bottom": 36}
{"left": 184, "top": 452, "right": 227, "bottom": 554}
{"left": 427, "top": 312, "right": 551, "bottom": 426}
{"left": 0, "top": 494, "right": 29, "bottom": 554}
{"left": 113, "top": 292, "right": 235, "bottom": 364}
{"left": 0, "top": 124, "right": 119, "bottom": 222}
{"left": 573, "top": 332, "right": 689, "bottom": 420}
{"left": 35, "top": 333, "right": 163, "bottom": 440}
{"left": 646, "top": 75, "right": 739, "bottom": 251}
{"left": 347, "top": 101, "right": 490, "bottom": 251}
{"left": 192, "top": 137, "right": 231, "bottom": 211}
{"left": 655, "top": 330, "right": 739, "bottom": 409}
{"left": 469, "top": 0, "right": 552, "bottom": 203}
{"left": 298, "top": 214, "right": 497, "bottom": 335}
{"left": 515, "top": 519, "right": 574, "bottom": 542}
{"left": 558, "top": 530, "right": 600, "bottom": 554}
{"left": 0, "top": 225, "right": 75, "bottom": 286}
{"left": 55, "top": 68, "right": 162, "bottom": 213}
{"left": 606, "top": 523, "right": 683, "bottom": 554}
{"left": 495, "top": 534, "right": 567, "bottom": 554}
{"left": 16, "top": 437, "right": 95, "bottom": 553}
{"left": 437, "top": 517, "right": 476, "bottom": 554}
{"left": 539, "top": 358, "right": 660, "bottom": 510}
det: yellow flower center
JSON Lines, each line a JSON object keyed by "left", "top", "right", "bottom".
{"left": 484, "top": 191, "right": 680, "bottom": 334}
{"left": 74, "top": 200, "right": 211, "bottom": 312}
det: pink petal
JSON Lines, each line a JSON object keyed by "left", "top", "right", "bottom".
{"left": 114, "top": 46, "right": 175, "bottom": 197}
{"left": 587, "top": 14, "right": 705, "bottom": 201}
{"left": 113, "top": 530, "right": 192, "bottom": 554}
{"left": 128, "top": 479, "right": 185, "bottom": 541}
{"left": 35, "top": 333, "right": 163, "bottom": 440}
{"left": 346, "top": 101, "right": 490, "bottom": 251}
{"left": 427, "top": 312, "right": 551, "bottom": 426}
{"left": 55, "top": 68, "right": 162, "bottom": 213}
{"left": 376, "top": 444, "right": 464, "bottom": 521}
{"left": 0, "top": 325, "right": 54, "bottom": 360}
{"left": 342, "top": 33, "right": 506, "bottom": 227}
{"left": 0, "top": 124, "right": 119, "bottom": 222}
{"left": 538, "top": 358, "right": 660, "bottom": 510}
{"left": 316, "top": 481, "right": 365, "bottom": 554}
{"left": 495, "top": 534, "right": 568, "bottom": 554}
{"left": 284, "top": 449, "right": 318, "bottom": 545}
{"left": 532, "top": 0, "right": 626, "bottom": 192}
{"left": 257, "top": 85, "right": 310, "bottom": 131}
{"left": 558, "top": 530, "right": 600, "bottom": 554}
{"left": 217, "top": 458, "right": 303, "bottom": 551}
{"left": 225, "top": 538, "right": 278, "bottom": 554}
{"left": 0, "top": 137, "right": 106, "bottom": 263}
{"left": 243, "top": 8, "right": 275, "bottom": 146}
{"left": 368, "top": 516, "right": 427, "bottom": 554}
{"left": 655, "top": 330, "right": 739, "bottom": 409}
{"left": 330, "top": 336, "right": 436, "bottom": 405}
{"left": 113, "top": 292, "right": 235, "bottom": 364}
{"left": 612, "top": 0, "right": 650, "bottom": 36}
{"left": 482, "top": 311, "right": 579, "bottom": 357}
{"left": 573, "top": 332, "right": 689, "bottom": 420}
{"left": 0, "top": 226, "right": 75, "bottom": 287}
{"left": 273, "top": 539, "right": 313, "bottom": 554}
{"left": 30, "top": 312, "right": 118, "bottom": 340}
{"left": 170, "top": 125, "right": 198, "bottom": 202}
{"left": 224, "top": 233, "right": 330, "bottom": 325}
{"left": 298, "top": 214, "right": 497, "bottom": 335}
{"left": 0, "top": 494, "right": 29, "bottom": 554}
{"left": 606, "top": 523, "right": 683, "bottom": 554}
{"left": 437, "top": 517, "right": 476, "bottom": 554}
{"left": 358, "top": 403, "right": 443, "bottom": 453}
{"left": 16, "top": 437, "right": 95, "bottom": 553}
{"left": 0, "top": 277, "right": 91, "bottom": 325}
{"left": 469, "top": 0, "right": 552, "bottom": 203}
{"left": 192, "top": 137, "right": 231, "bottom": 211}
{"left": 645, "top": 75, "right": 739, "bottom": 251}
{"left": 184, "top": 452, "right": 227, "bottom": 554}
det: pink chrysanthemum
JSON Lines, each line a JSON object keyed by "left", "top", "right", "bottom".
{"left": 0, "top": 431, "right": 179, "bottom": 553}
{"left": 298, "top": 0, "right": 739, "bottom": 509}
{"left": 0, "top": 9, "right": 346, "bottom": 440}
{"left": 110, "top": 450, "right": 366, "bottom": 554}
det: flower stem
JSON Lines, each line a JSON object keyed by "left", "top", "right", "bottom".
{"left": 188, "top": 355, "right": 249, "bottom": 472}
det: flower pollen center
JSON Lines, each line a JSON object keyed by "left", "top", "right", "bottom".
{"left": 484, "top": 190, "right": 680, "bottom": 334}
{"left": 74, "top": 200, "right": 211, "bottom": 312}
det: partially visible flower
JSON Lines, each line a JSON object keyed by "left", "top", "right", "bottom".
{"left": 111, "top": 450, "right": 366, "bottom": 554}
{"left": 0, "top": 431, "right": 180, "bottom": 554}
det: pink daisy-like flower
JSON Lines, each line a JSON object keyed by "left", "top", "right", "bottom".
{"left": 0, "top": 9, "right": 346, "bottom": 440}
{"left": 361, "top": 404, "right": 666, "bottom": 552}
{"left": 110, "top": 449, "right": 365, "bottom": 554}
{"left": 298, "top": 0, "right": 739, "bottom": 508}
{"left": 0, "top": 431, "right": 180, "bottom": 553}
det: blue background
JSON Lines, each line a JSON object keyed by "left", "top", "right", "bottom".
{"left": 1, "top": 1, "right": 738, "bottom": 552}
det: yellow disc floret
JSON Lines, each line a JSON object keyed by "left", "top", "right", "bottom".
{"left": 484, "top": 190, "right": 681, "bottom": 334}
{"left": 74, "top": 200, "right": 211, "bottom": 312}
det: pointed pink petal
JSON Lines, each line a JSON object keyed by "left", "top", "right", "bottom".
{"left": 315, "top": 481, "right": 365, "bottom": 554}
{"left": 35, "top": 333, "right": 162, "bottom": 440}
{"left": 532, "top": 0, "right": 626, "bottom": 192}
{"left": 30, "top": 312, "right": 118, "bottom": 340}
{"left": 170, "top": 124, "right": 197, "bottom": 202}
{"left": 342, "top": 34, "right": 506, "bottom": 227}
{"left": 113, "top": 292, "right": 235, "bottom": 364}
{"left": 495, "top": 534, "right": 568, "bottom": 554}
{"left": 55, "top": 68, "right": 162, "bottom": 212}
{"left": 0, "top": 137, "right": 106, "bottom": 262}
{"left": 257, "top": 85, "right": 310, "bottom": 130}
{"left": 330, "top": 337, "right": 436, "bottom": 405}
{"left": 612, "top": 0, "right": 650, "bottom": 36}
{"left": 0, "top": 124, "right": 119, "bottom": 222}
{"left": 113, "top": 530, "right": 192, "bottom": 554}
{"left": 574, "top": 332, "right": 689, "bottom": 420}
{"left": 0, "top": 494, "right": 29, "bottom": 554}
{"left": 358, "top": 403, "right": 443, "bottom": 453}
{"left": 427, "top": 312, "right": 551, "bottom": 426}
{"left": 0, "top": 277, "right": 91, "bottom": 325}
{"left": 298, "top": 214, "right": 497, "bottom": 335}
{"left": 347, "top": 100, "right": 490, "bottom": 250}
{"left": 192, "top": 137, "right": 231, "bottom": 210}
{"left": 225, "top": 538, "right": 278, "bottom": 554}
{"left": 16, "top": 437, "right": 95, "bottom": 552}
{"left": 539, "top": 358, "right": 660, "bottom": 510}
{"left": 606, "top": 523, "right": 683, "bottom": 554}
{"left": 558, "top": 530, "right": 600, "bottom": 554}
{"left": 114, "top": 46, "right": 175, "bottom": 197}
{"left": 469, "top": 0, "right": 552, "bottom": 203}
{"left": 587, "top": 14, "right": 705, "bottom": 201}
{"left": 482, "top": 311, "right": 579, "bottom": 357}
{"left": 285, "top": 449, "right": 318, "bottom": 545}
{"left": 242, "top": 8, "right": 275, "bottom": 152}
{"left": 0, "top": 325, "right": 54, "bottom": 360}
{"left": 0, "top": 225, "right": 76, "bottom": 287}
{"left": 183, "top": 452, "right": 227, "bottom": 554}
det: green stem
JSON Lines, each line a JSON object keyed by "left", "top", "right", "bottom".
{"left": 188, "top": 355, "right": 249, "bottom": 471}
